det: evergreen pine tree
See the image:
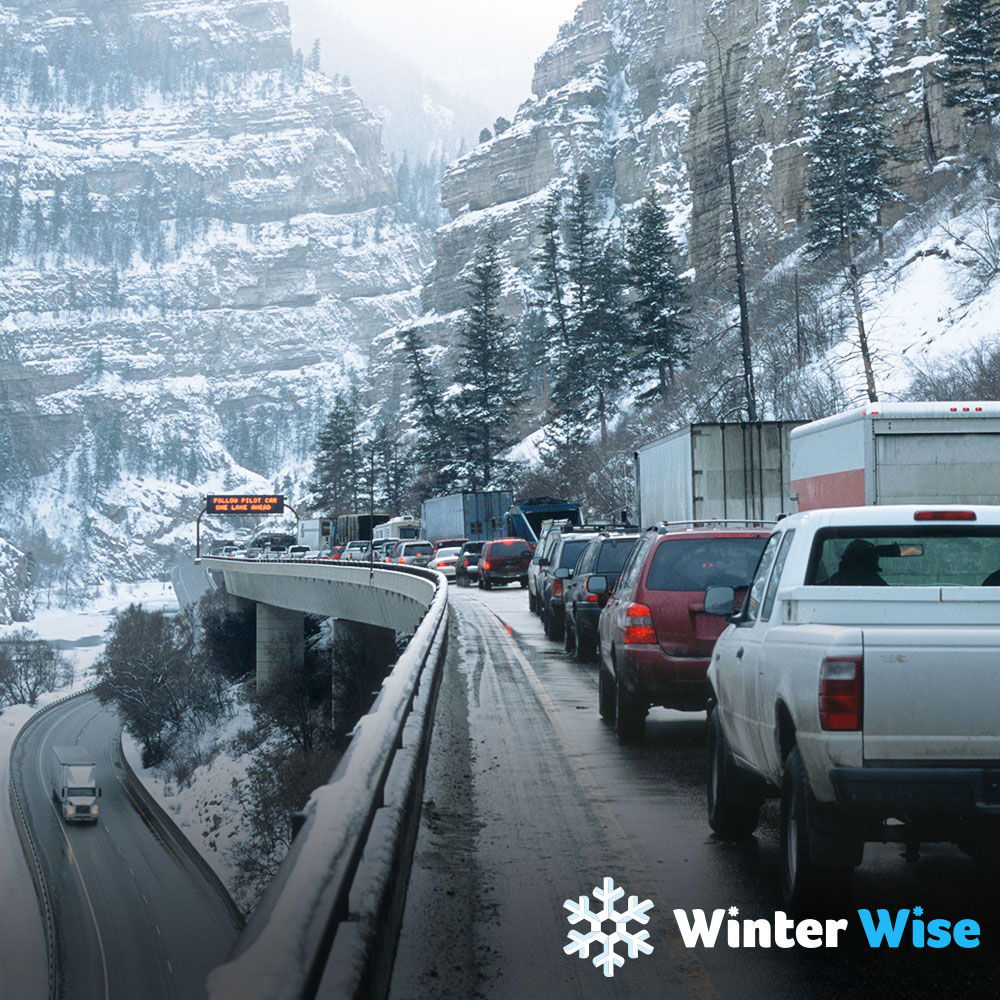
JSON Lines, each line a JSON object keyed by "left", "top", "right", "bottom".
{"left": 399, "top": 326, "right": 451, "bottom": 498}
{"left": 453, "top": 228, "right": 523, "bottom": 489}
{"left": 937, "top": 0, "right": 1000, "bottom": 129}
{"left": 309, "top": 388, "right": 363, "bottom": 514}
{"left": 805, "top": 67, "right": 898, "bottom": 402}
{"left": 626, "top": 194, "right": 690, "bottom": 399}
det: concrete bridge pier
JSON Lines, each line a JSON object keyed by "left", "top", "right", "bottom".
{"left": 256, "top": 602, "right": 305, "bottom": 691}
{"left": 332, "top": 620, "right": 398, "bottom": 732}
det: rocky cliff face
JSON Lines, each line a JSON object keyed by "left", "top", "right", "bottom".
{"left": 422, "top": 0, "right": 963, "bottom": 319}
{"left": 0, "top": 0, "right": 431, "bottom": 589}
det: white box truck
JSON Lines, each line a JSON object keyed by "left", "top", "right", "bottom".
{"left": 297, "top": 518, "right": 332, "bottom": 552}
{"left": 50, "top": 746, "right": 101, "bottom": 824}
{"left": 421, "top": 491, "right": 513, "bottom": 543}
{"left": 635, "top": 421, "right": 803, "bottom": 527}
{"left": 790, "top": 402, "right": 1000, "bottom": 510}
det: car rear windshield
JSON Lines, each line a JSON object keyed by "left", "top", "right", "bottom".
{"left": 493, "top": 540, "right": 530, "bottom": 555}
{"left": 807, "top": 526, "right": 1000, "bottom": 587}
{"left": 408, "top": 544, "right": 433, "bottom": 555}
{"left": 645, "top": 536, "right": 768, "bottom": 591}
{"left": 596, "top": 538, "right": 637, "bottom": 574}
{"left": 558, "top": 539, "right": 590, "bottom": 568}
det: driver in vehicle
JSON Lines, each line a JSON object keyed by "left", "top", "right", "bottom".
{"left": 829, "top": 538, "right": 888, "bottom": 586}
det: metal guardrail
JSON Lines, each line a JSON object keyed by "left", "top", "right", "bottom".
{"left": 206, "top": 562, "right": 449, "bottom": 1000}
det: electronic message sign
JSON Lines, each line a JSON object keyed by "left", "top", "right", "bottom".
{"left": 207, "top": 495, "right": 284, "bottom": 515}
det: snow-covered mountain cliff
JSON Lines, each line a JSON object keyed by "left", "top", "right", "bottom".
{"left": 0, "top": 0, "right": 431, "bottom": 595}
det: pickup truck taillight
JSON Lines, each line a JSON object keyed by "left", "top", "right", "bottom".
{"left": 623, "top": 603, "right": 656, "bottom": 644}
{"left": 819, "top": 657, "right": 863, "bottom": 730}
{"left": 553, "top": 579, "right": 563, "bottom": 597}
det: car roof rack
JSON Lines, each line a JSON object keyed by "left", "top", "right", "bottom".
{"left": 652, "top": 519, "right": 775, "bottom": 533}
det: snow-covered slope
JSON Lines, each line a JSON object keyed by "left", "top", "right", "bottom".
{"left": 0, "top": 0, "right": 432, "bottom": 597}
{"left": 0, "top": 537, "right": 30, "bottom": 623}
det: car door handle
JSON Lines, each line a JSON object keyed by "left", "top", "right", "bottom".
{"left": 736, "top": 647, "right": 744, "bottom": 659}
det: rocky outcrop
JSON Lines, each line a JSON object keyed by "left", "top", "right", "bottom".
{"left": 0, "top": 537, "right": 31, "bottom": 623}
{"left": 422, "top": 0, "right": 964, "bottom": 320}
{"left": 0, "top": 0, "right": 432, "bottom": 584}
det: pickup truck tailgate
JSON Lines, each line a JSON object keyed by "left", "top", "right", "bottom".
{"left": 863, "top": 627, "right": 1000, "bottom": 761}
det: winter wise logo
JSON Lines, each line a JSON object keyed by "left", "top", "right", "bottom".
{"left": 671, "top": 907, "right": 981, "bottom": 950}
{"left": 564, "top": 877, "right": 654, "bottom": 977}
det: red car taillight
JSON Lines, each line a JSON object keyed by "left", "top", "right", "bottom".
{"left": 553, "top": 579, "right": 563, "bottom": 597}
{"left": 819, "top": 657, "right": 863, "bottom": 730}
{"left": 399, "top": 556, "right": 405, "bottom": 563}
{"left": 483, "top": 560, "right": 491, "bottom": 570}
{"left": 623, "top": 603, "right": 656, "bottom": 644}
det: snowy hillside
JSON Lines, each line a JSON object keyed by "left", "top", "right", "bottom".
{"left": 0, "top": 0, "right": 432, "bottom": 601}
{"left": 0, "top": 536, "right": 30, "bottom": 624}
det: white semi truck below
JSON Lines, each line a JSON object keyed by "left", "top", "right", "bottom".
{"left": 50, "top": 745, "right": 101, "bottom": 824}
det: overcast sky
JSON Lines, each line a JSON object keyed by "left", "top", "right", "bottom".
{"left": 288, "top": 0, "right": 583, "bottom": 114}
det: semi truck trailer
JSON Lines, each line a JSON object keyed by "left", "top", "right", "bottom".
{"left": 421, "top": 491, "right": 513, "bottom": 543}
{"left": 790, "top": 401, "right": 1000, "bottom": 510}
{"left": 50, "top": 745, "right": 101, "bottom": 824}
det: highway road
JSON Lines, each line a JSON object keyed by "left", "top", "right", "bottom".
{"left": 170, "top": 561, "right": 215, "bottom": 610}
{"left": 390, "top": 585, "right": 1000, "bottom": 1000}
{"left": 12, "top": 694, "right": 241, "bottom": 1000}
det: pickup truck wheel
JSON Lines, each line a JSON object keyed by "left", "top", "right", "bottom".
{"left": 615, "top": 666, "right": 645, "bottom": 743}
{"left": 780, "top": 747, "right": 853, "bottom": 912}
{"left": 707, "top": 708, "right": 761, "bottom": 839}
{"left": 598, "top": 666, "right": 614, "bottom": 720}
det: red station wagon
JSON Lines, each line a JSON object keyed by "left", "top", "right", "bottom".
{"left": 478, "top": 538, "right": 532, "bottom": 589}
{"left": 597, "top": 524, "right": 770, "bottom": 742}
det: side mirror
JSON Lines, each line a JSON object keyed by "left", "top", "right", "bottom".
{"left": 704, "top": 586, "right": 736, "bottom": 617}
{"left": 588, "top": 575, "right": 608, "bottom": 595}
{"left": 555, "top": 567, "right": 570, "bottom": 579}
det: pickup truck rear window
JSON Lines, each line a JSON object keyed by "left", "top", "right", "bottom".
{"left": 645, "top": 537, "right": 769, "bottom": 592}
{"left": 808, "top": 527, "right": 1000, "bottom": 587}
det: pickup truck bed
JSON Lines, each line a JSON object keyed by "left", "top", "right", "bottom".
{"left": 705, "top": 504, "right": 1000, "bottom": 909}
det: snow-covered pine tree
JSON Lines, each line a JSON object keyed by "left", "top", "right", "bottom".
{"left": 805, "top": 66, "right": 898, "bottom": 402}
{"left": 399, "top": 326, "right": 451, "bottom": 500}
{"left": 937, "top": 0, "right": 1000, "bottom": 129}
{"left": 309, "top": 388, "right": 363, "bottom": 515}
{"left": 453, "top": 228, "right": 522, "bottom": 490}
{"left": 626, "top": 194, "right": 690, "bottom": 401}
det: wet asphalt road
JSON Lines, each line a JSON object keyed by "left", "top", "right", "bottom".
{"left": 13, "top": 694, "right": 240, "bottom": 1000}
{"left": 390, "top": 584, "right": 1000, "bottom": 1000}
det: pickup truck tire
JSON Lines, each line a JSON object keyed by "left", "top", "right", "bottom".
{"left": 599, "top": 667, "right": 614, "bottom": 720}
{"left": 614, "top": 664, "right": 645, "bottom": 743}
{"left": 707, "top": 708, "right": 762, "bottom": 839}
{"left": 780, "top": 747, "right": 853, "bottom": 911}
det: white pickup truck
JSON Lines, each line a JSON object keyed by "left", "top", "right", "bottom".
{"left": 704, "top": 504, "right": 1000, "bottom": 908}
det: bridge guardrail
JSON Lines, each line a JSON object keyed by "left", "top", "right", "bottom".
{"left": 206, "top": 561, "right": 449, "bottom": 1000}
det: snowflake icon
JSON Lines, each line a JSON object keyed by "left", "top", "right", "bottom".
{"left": 564, "top": 876, "right": 654, "bottom": 977}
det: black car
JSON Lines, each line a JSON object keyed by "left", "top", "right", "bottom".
{"left": 455, "top": 540, "right": 485, "bottom": 587}
{"left": 538, "top": 530, "right": 600, "bottom": 640}
{"left": 563, "top": 532, "right": 639, "bottom": 661}
{"left": 478, "top": 538, "right": 532, "bottom": 589}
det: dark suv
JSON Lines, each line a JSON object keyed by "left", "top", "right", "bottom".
{"left": 597, "top": 523, "right": 770, "bottom": 742}
{"left": 563, "top": 532, "right": 639, "bottom": 661}
{"left": 455, "top": 540, "right": 485, "bottom": 587}
{"left": 538, "top": 529, "right": 603, "bottom": 640}
{"left": 478, "top": 538, "right": 532, "bottom": 589}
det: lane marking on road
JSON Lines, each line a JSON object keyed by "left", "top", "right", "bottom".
{"left": 107, "top": 731, "right": 236, "bottom": 947}
{"left": 476, "top": 598, "right": 721, "bottom": 1000}
{"left": 34, "top": 714, "right": 111, "bottom": 1000}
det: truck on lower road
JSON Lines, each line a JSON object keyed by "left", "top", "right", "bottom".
{"left": 790, "top": 401, "right": 1000, "bottom": 510}
{"left": 420, "top": 491, "right": 512, "bottom": 544}
{"left": 704, "top": 504, "right": 1000, "bottom": 909}
{"left": 635, "top": 421, "right": 803, "bottom": 528}
{"left": 50, "top": 746, "right": 101, "bottom": 824}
